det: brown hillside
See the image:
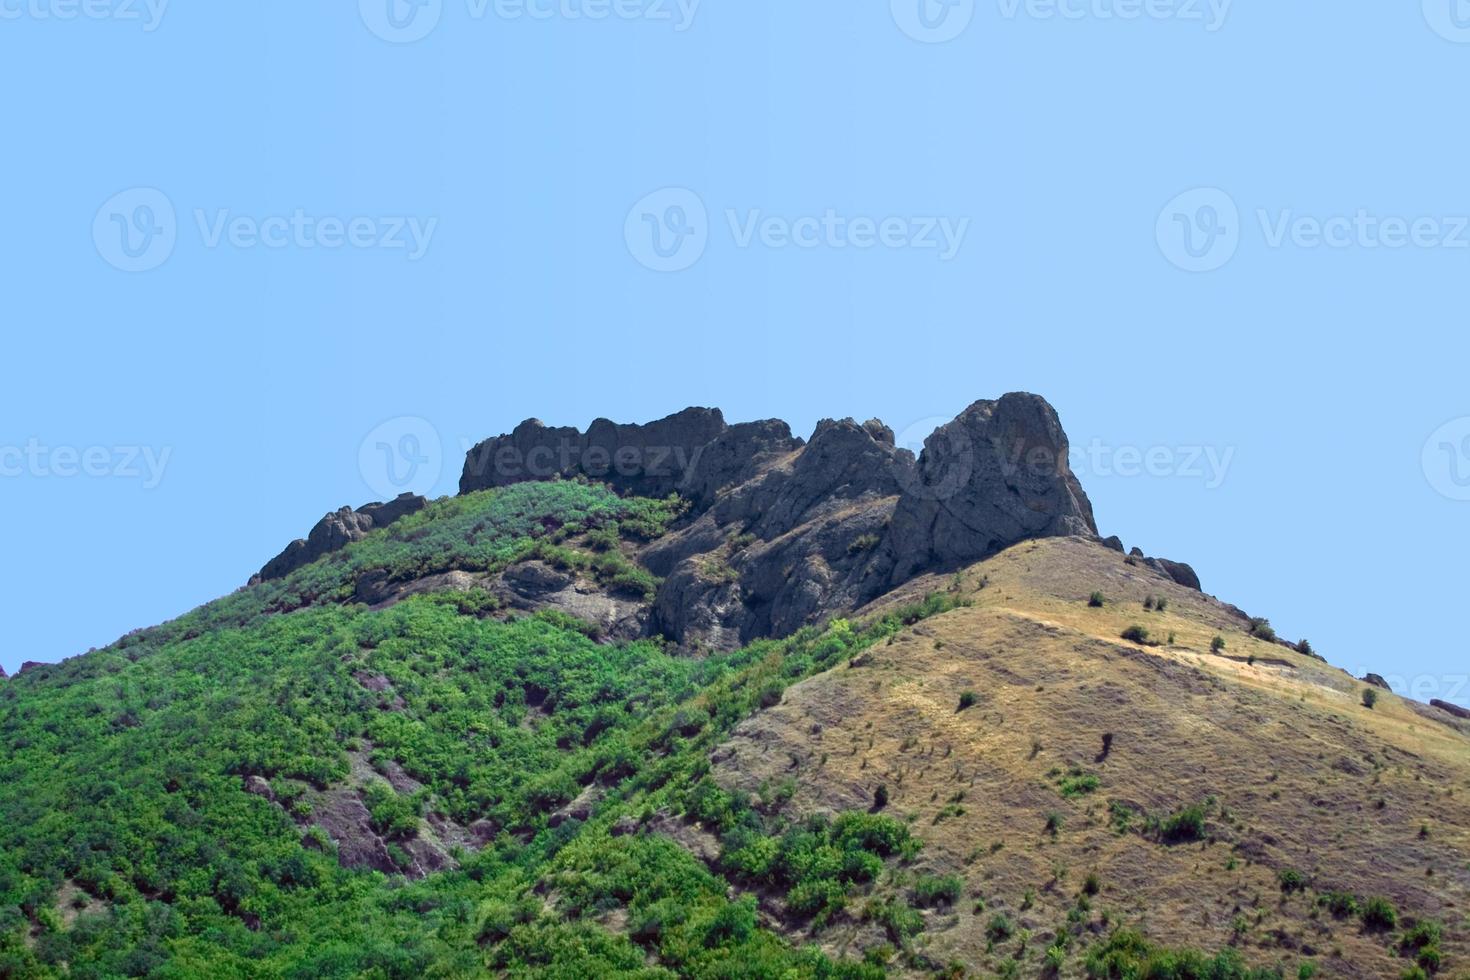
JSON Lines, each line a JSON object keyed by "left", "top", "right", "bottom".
{"left": 708, "top": 537, "right": 1470, "bottom": 978}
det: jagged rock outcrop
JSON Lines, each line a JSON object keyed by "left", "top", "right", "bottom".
{"left": 492, "top": 561, "right": 650, "bottom": 642}
{"left": 884, "top": 394, "right": 1096, "bottom": 586}
{"left": 459, "top": 408, "right": 734, "bottom": 500}
{"left": 647, "top": 416, "right": 912, "bottom": 646}
{"left": 1432, "top": 699, "right": 1470, "bottom": 720}
{"left": 0, "top": 666, "right": 7, "bottom": 680}
{"left": 1364, "top": 674, "right": 1391, "bottom": 690}
{"left": 253, "top": 493, "right": 426, "bottom": 583}
{"left": 1145, "top": 557, "right": 1202, "bottom": 592}
{"left": 462, "top": 394, "right": 1100, "bottom": 649}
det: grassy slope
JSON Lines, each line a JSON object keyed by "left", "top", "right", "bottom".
{"left": 710, "top": 537, "right": 1470, "bottom": 978}
{"left": 0, "top": 482, "right": 959, "bottom": 978}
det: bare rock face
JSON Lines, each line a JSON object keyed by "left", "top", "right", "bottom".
{"left": 491, "top": 561, "right": 650, "bottom": 642}
{"left": 455, "top": 394, "right": 1105, "bottom": 650}
{"left": 254, "top": 492, "right": 426, "bottom": 583}
{"left": 884, "top": 393, "right": 1097, "bottom": 586}
{"left": 1145, "top": 557, "right": 1202, "bottom": 592}
{"left": 1364, "top": 673, "right": 1391, "bottom": 689}
{"left": 459, "top": 408, "right": 731, "bottom": 499}
{"left": 1432, "top": 699, "right": 1470, "bottom": 720}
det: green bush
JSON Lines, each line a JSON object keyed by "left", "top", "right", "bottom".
{"left": 958, "top": 690, "right": 979, "bottom": 711}
{"left": 1089, "top": 591, "right": 1105, "bottom": 608}
{"left": 1158, "top": 804, "right": 1207, "bottom": 843}
{"left": 1318, "top": 891, "right": 1360, "bottom": 918}
{"left": 913, "top": 874, "right": 964, "bottom": 908}
{"left": 1363, "top": 688, "right": 1380, "bottom": 710}
{"left": 1278, "top": 868, "right": 1307, "bottom": 893}
{"left": 1362, "top": 896, "right": 1399, "bottom": 931}
{"left": 1249, "top": 618, "right": 1277, "bottom": 641}
{"left": 1121, "top": 625, "right": 1151, "bottom": 644}
{"left": 1211, "top": 635, "right": 1227, "bottom": 653}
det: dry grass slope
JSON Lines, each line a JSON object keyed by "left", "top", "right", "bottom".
{"left": 707, "top": 538, "right": 1470, "bottom": 978}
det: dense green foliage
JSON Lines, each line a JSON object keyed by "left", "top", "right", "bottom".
{"left": 1084, "top": 929, "right": 1284, "bottom": 980}
{"left": 0, "top": 483, "right": 970, "bottom": 977}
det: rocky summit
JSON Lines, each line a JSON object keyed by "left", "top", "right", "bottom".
{"left": 458, "top": 394, "right": 1114, "bottom": 649}
{"left": 0, "top": 392, "right": 1464, "bottom": 980}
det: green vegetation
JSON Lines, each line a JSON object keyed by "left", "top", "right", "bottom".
{"left": 1121, "top": 625, "right": 1151, "bottom": 645}
{"left": 1278, "top": 868, "right": 1307, "bottom": 893}
{"left": 1151, "top": 804, "right": 1207, "bottom": 843}
{"left": 1057, "top": 767, "right": 1101, "bottom": 799}
{"left": 1363, "top": 687, "right": 1381, "bottom": 710}
{"left": 1400, "top": 920, "right": 1444, "bottom": 973}
{"left": 1248, "top": 618, "right": 1277, "bottom": 642}
{"left": 1084, "top": 929, "right": 1285, "bottom": 979}
{"left": 1363, "top": 896, "right": 1401, "bottom": 931}
{"left": 1318, "top": 890, "right": 1360, "bottom": 918}
{"left": 0, "top": 481, "right": 975, "bottom": 978}
{"left": 957, "top": 690, "right": 978, "bottom": 712}
{"left": 912, "top": 874, "right": 963, "bottom": 908}
{"left": 1089, "top": 591, "right": 1106, "bottom": 608}
{"left": 1211, "top": 635, "right": 1227, "bottom": 653}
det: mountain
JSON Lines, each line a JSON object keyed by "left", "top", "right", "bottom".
{"left": 0, "top": 395, "right": 1464, "bottom": 979}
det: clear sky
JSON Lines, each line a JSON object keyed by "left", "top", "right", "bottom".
{"left": 2, "top": 2, "right": 1467, "bottom": 703}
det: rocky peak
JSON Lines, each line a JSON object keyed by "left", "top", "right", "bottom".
{"left": 253, "top": 492, "right": 427, "bottom": 584}
{"left": 468, "top": 395, "right": 1103, "bottom": 649}
{"left": 459, "top": 407, "right": 729, "bottom": 499}
{"left": 885, "top": 393, "right": 1097, "bottom": 585}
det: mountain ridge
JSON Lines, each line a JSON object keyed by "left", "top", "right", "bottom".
{"left": 2, "top": 394, "right": 1466, "bottom": 978}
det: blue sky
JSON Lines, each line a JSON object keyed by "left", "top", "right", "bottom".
{"left": 2, "top": 1, "right": 1467, "bottom": 703}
